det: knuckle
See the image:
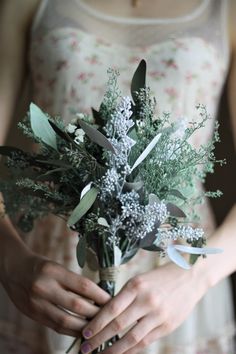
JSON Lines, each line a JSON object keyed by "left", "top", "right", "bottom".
{"left": 59, "top": 314, "right": 70, "bottom": 329}
{"left": 30, "top": 281, "right": 45, "bottom": 297}
{"left": 112, "top": 318, "right": 123, "bottom": 332}
{"left": 127, "top": 331, "right": 139, "bottom": 345}
{"left": 40, "top": 262, "right": 54, "bottom": 275}
{"left": 163, "top": 320, "right": 173, "bottom": 333}
{"left": 109, "top": 302, "right": 119, "bottom": 315}
{"left": 139, "top": 336, "right": 150, "bottom": 348}
{"left": 146, "top": 293, "right": 158, "bottom": 308}
{"left": 128, "top": 275, "right": 145, "bottom": 292}
{"left": 70, "top": 297, "right": 81, "bottom": 312}
{"left": 80, "top": 279, "right": 90, "bottom": 293}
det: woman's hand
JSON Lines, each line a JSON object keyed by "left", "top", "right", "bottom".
{"left": 80, "top": 262, "right": 208, "bottom": 354}
{"left": 1, "top": 246, "right": 111, "bottom": 338}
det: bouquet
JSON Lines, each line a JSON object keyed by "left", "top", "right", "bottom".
{"left": 0, "top": 60, "right": 223, "bottom": 353}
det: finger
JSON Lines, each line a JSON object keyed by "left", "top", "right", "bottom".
{"left": 122, "top": 323, "right": 168, "bottom": 354}
{"left": 49, "top": 286, "right": 100, "bottom": 318}
{"left": 81, "top": 301, "right": 148, "bottom": 353}
{"left": 82, "top": 285, "right": 136, "bottom": 340}
{"left": 58, "top": 270, "right": 111, "bottom": 305}
{"left": 33, "top": 298, "right": 88, "bottom": 337}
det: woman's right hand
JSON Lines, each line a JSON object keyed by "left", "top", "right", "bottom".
{"left": 0, "top": 245, "right": 111, "bottom": 337}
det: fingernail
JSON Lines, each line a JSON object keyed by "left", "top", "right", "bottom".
{"left": 81, "top": 342, "right": 92, "bottom": 354}
{"left": 83, "top": 329, "right": 93, "bottom": 338}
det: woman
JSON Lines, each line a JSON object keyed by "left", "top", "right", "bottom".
{"left": 0, "top": 0, "right": 235, "bottom": 353}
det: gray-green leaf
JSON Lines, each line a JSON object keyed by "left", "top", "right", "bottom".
{"left": 68, "top": 187, "right": 98, "bottom": 227}
{"left": 131, "top": 133, "right": 161, "bottom": 172}
{"left": 30, "top": 103, "right": 57, "bottom": 150}
{"left": 78, "top": 118, "right": 115, "bottom": 153}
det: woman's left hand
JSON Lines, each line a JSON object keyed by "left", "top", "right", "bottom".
{"left": 80, "top": 261, "right": 208, "bottom": 354}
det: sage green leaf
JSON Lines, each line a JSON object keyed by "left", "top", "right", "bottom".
{"left": 121, "top": 248, "right": 139, "bottom": 265}
{"left": 48, "top": 120, "right": 74, "bottom": 144}
{"left": 114, "top": 245, "right": 122, "bottom": 266}
{"left": 91, "top": 108, "right": 104, "bottom": 126}
{"left": 167, "top": 203, "right": 186, "bottom": 217}
{"left": 142, "top": 244, "right": 163, "bottom": 252}
{"left": 174, "top": 245, "right": 223, "bottom": 255}
{"left": 76, "top": 235, "right": 87, "bottom": 268}
{"left": 131, "top": 59, "right": 146, "bottom": 102}
{"left": 131, "top": 133, "right": 161, "bottom": 172}
{"left": 168, "top": 189, "right": 186, "bottom": 201}
{"left": 30, "top": 103, "right": 57, "bottom": 150}
{"left": 68, "top": 187, "right": 98, "bottom": 227}
{"left": 78, "top": 118, "right": 115, "bottom": 153}
{"left": 167, "top": 244, "right": 190, "bottom": 270}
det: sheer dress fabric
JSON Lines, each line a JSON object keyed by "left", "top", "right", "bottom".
{"left": 0, "top": 0, "right": 235, "bottom": 353}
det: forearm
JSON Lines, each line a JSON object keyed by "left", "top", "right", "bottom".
{"left": 192, "top": 204, "right": 236, "bottom": 290}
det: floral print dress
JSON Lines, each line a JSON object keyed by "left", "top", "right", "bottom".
{"left": 0, "top": 0, "right": 235, "bottom": 353}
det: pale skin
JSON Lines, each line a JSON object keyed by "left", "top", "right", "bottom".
{"left": 0, "top": 0, "right": 235, "bottom": 353}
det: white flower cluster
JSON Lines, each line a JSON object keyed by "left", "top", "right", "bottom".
{"left": 119, "top": 191, "right": 168, "bottom": 240}
{"left": 156, "top": 225, "right": 204, "bottom": 243}
{"left": 100, "top": 168, "right": 120, "bottom": 200}
{"left": 65, "top": 122, "right": 85, "bottom": 144}
{"left": 104, "top": 96, "right": 135, "bottom": 172}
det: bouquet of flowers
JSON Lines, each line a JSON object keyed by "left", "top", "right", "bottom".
{"left": 0, "top": 60, "right": 223, "bottom": 353}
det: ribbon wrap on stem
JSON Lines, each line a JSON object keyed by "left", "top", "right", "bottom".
{"left": 99, "top": 266, "right": 120, "bottom": 282}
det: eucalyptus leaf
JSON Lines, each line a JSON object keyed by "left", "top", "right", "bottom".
{"left": 78, "top": 118, "right": 115, "bottom": 153}
{"left": 30, "top": 103, "right": 57, "bottom": 150}
{"left": 91, "top": 108, "right": 104, "bottom": 126}
{"left": 80, "top": 182, "right": 92, "bottom": 200}
{"left": 68, "top": 187, "right": 98, "bottom": 227}
{"left": 98, "top": 217, "right": 109, "bottom": 227}
{"left": 49, "top": 120, "right": 75, "bottom": 144}
{"left": 167, "top": 244, "right": 191, "bottom": 270}
{"left": 121, "top": 248, "right": 139, "bottom": 265}
{"left": 142, "top": 244, "right": 164, "bottom": 252}
{"left": 167, "top": 203, "right": 186, "bottom": 217}
{"left": 174, "top": 245, "right": 223, "bottom": 255}
{"left": 131, "top": 133, "right": 161, "bottom": 172}
{"left": 168, "top": 189, "right": 186, "bottom": 201}
{"left": 114, "top": 245, "right": 122, "bottom": 266}
{"left": 76, "top": 235, "right": 87, "bottom": 268}
{"left": 131, "top": 59, "right": 146, "bottom": 103}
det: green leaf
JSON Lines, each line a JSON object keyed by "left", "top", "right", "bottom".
{"left": 91, "top": 108, "right": 104, "bottom": 126}
{"left": 77, "top": 118, "right": 115, "bottom": 153}
{"left": 167, "top": 203, "right": 186, "bottom": 217}
{"left": 167, "top": 244, "right": 191, "bottom": 270}
{"left": 48, "top": 120, "right": 75, "bottom": 144}
{"left": 142, "top": 244, "right": 163, "bottom": 252}
{"left": 68, "top": 187, "right": 98, "bottom": 227}
{"left": 30, "top": 103, "right": 57, "bottom": 150}
{"left": 168, "top": 189, "right": 186, "bottom": 201}
{"left": 76, "top": 235, "right": 87, "bottom": 268}
{"left": 121, "top": 248, "right": 139, "bottom": 265}
{"left": 131, "top": 133, "right": 161, "bottom": 172}
{"left": 131, "top": 59, "right": 146, "bottom": 102}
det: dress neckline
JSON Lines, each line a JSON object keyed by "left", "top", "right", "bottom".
{"left": 76, "top": 0, "right": 211, "bottom": 25}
